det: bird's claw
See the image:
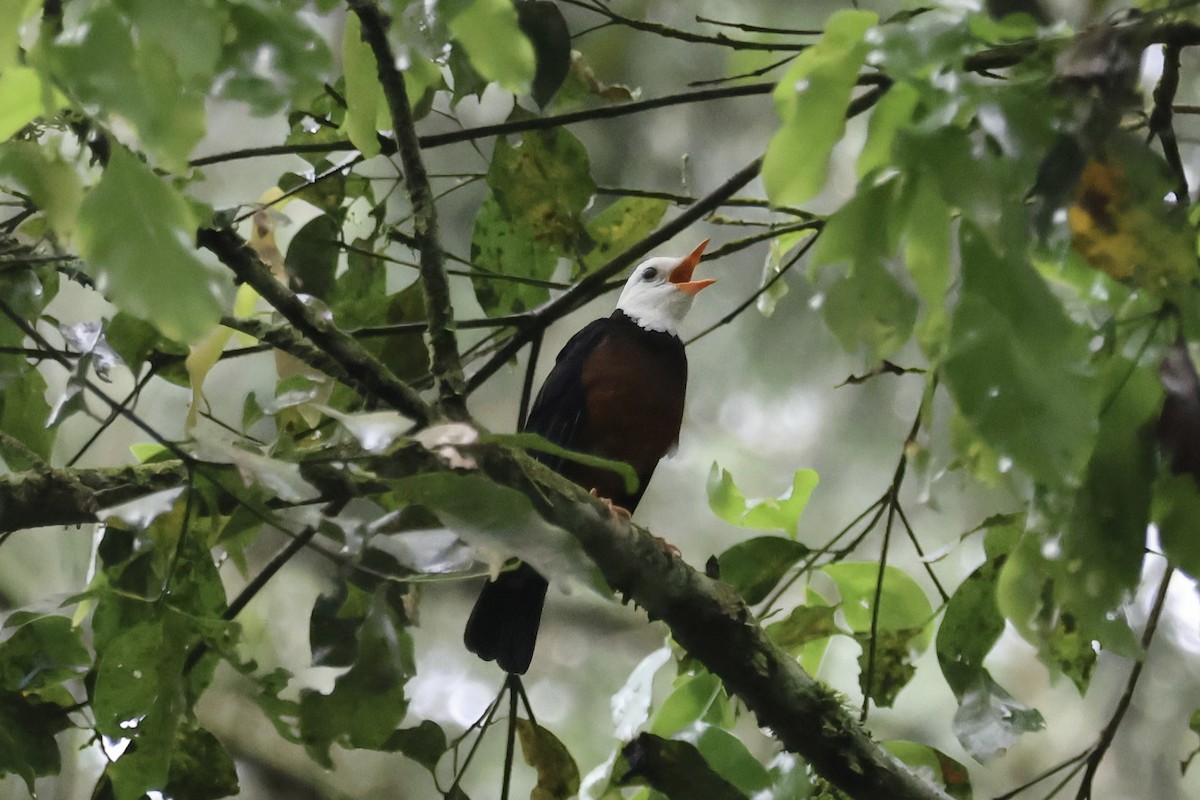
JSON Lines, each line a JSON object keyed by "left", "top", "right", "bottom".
{"left": 654, "top": 536, "right": 680, "bottom": 560}
{"left": 590, "top": 488, "right": 632, "bottom": 518}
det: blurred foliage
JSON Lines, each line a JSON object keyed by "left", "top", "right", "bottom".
{"left": 3, "top": 0, "right": 1200, "bottom": 798}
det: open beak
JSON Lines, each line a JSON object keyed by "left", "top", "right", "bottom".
{"left": 668, "top": 239, "right": 716, "bottom": 296}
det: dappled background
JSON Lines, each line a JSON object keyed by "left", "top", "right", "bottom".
{"left": 5, "top": 0, "right": 1200, "bottom": 798}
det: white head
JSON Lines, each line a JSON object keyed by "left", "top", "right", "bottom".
{"left": 616, "top": 240, "right": 715, "bottom": 336}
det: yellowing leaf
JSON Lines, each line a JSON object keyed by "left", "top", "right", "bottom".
{"left": 1068, "top": 151, "right": 1197, "bottom": 293}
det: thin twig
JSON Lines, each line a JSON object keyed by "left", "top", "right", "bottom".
{"left": 190, "top": 82, "right": 776, "bottom": 168}
{"left": 992, "top": 748, "right": 1092, "bottom": 800}
{"left": 0, "top": 298, "right": 193, "bottom": 463}
{"left": 694, "top": 16, "right": 821, "bottom": 36}
{"left": 501, "top": 674, "right": 519, "bottom": 800}
{"left": 689, "top": 53, "right": 799, "bottom": 87}
{"left": 348, "top": 0, "right": 466, "bottom": 418}
{"left": 687, "top": 227, "right": 819, "bottom": 345}
{"left": 1148, "top": 43, "right": 1188, "bottom": 202}
{"left": 66, "top": 365, "right": 158, "bottom": 468}
{"left": 464, "top": 156, "right": 764, "bottom": 394}
{"left": 1072, "top": 565, "right": 1176, "bottom": 799}
{"left": 562, "top": 0, "right": 809, "bottom": 51}
{"left": 860, "top": 405, "right": 923, "bottom": 723}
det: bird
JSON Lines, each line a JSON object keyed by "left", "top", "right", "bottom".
{"left": 464, "top": 240, "right": 715, "bottom": 674}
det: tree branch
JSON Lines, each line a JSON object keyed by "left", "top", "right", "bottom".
{"left": 197, "top": 226, "right": 434, "bottom": 426}
{"left": 0, "top": 440, "right": 953, "bottom": 800}
{"left": 562, "top": 0, "right": 810, "bottom": 51}
{"left": 347, "top": 0, "right": 466, "bottom": 419}
{"left": 1073, "top": 565, "right": 1175, "bottom": 799}
{"left": 188, "top": 82, "right": 775, "bottom": 168}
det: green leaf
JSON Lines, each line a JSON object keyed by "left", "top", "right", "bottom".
{"left": 884, "top": 741, "right": 972, "bottom": 799}
{"left": 763, "top": 9, "right": 877, "bottom": 205}
{"left": 114, "top": 0, "right": 224, "bottom": 87}
{"left": 0, "top": 141, "right": 84, "bottom": 238}
{"left": 488, "top": 432, "right": 640, "bottom": 496}
{"left": 706, "top": 464, "right": 819, "bottom": 535}
{"left": 516, "top": 0, "right": 572, "bottom": 107}
{"left": 935, "top": 533, "right": 1046, "bottom": 759}
{"left": 309, "top": 581, "right": 374, "bottom": 667}
{"left": 0, "top": 66, "right": 65, "bottom": 142}
{"left": 377, "top": 281, "right": 432, "bottom": 383}
{"left": 582, "top": 196, "right": 670, "bottom": 275}
{"left": 216, "top": 4, "right": 333, "bottom": 114}
{"left": 77, "top": 147, "right": 227, "bottom": 342}
{"left": 465, "top": 128, "right": 595, "bottom": 313}
{"left": 448, "top": 0, "right": 536, "bottom": 93}
{"left": 717, "top": 537, "right": 810, "bottom": 605}
{"left": 765, "top": 604, "right": 838, "bottom": 653}
{"left": 516, "top": 719, "right": 580, "bottom": 800}
{"left": 856, "top": 626, "right": 920, "bottom": 708}
{"left": 936, "top": 555, "right": 1006, "bottom": 698}
{"left": 163, "top": 725, "right": 240, "bottom": 800}
{"left": 810, "top": 180, "right": 916, "bottom": 359}
{"left": 340, "top": 12, "right": 384, "bottom": 158}
{"left": 620, "top": 733, "right": 749, "bottom": 800}
{"left": 285, "top": 214, "right": 340, "bottom": 299}
{"left": 0, "top": 614, "right": 88, "bottom": 701}
{"left": 0, "top": 368, "right": 53, "bottom": 464}
{"left": 995, "top": 530, "right": 1105, "bottom": 692}
{"left": 820, "top": 562, "right": 933, "bottom": 636}
{"left": 650, "top": 671, "right": 722, "bottom": 738}
{"left": 1154, "top": 471, "right": 1200, "bottom": 579}
{"left": 299, "top": 593, "right": 413, "bottom": 764}
{"left": 693, "top": 726, "right": 771, "bottom": 796}
{"left": 489, "top": 128, "right": 595, "bottom": 254}
{"left": 92, "top": 608, "right": 207, "bottom": 800}
{"left": 0, "top": 0, "right": 39, "bottom": 69}
{"left": 1058, "top": 360, "right": 1159, "bottom": 615}
{"left": 470, "top": 195, "right": 560, "bottom": 315}
{"left": 902, "top": 174, "right": 951, "bottom": 354}
{"left": 382, "top": 720, "right": 448, "bottom": 774}
{"left": 942, "top": 222, "right": 1098, "bottom": 488}
{"left": 44, "top": 6, "right": 207, "bottom": 170}
{"left": 856, "top": 81, "right": 919, "bottom": 178}
{"left": 0, "top": 694, "right": 72, "bottom": 791}
{"left": 822, "top": 255, "right": 918, "bottom": 361}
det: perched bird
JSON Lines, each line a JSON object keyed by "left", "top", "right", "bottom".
{"left": 464, "top": 240, "right": 715, "bottom": 674}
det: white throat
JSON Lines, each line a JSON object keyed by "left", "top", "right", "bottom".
{"left": 616, "top": 256, "right": 697, "bottom": 337}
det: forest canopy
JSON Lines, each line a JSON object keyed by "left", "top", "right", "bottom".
{"left": 3, "top": 1, "right": 1200, "bottom": 799}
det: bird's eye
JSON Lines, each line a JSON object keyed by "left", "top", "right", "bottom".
{"left": 642, "top": 267, "right": 658, "bottom": 281}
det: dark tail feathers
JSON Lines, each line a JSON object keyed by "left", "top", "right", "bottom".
{"left": 463, "top": 562, "right": 549, "bottom": 675}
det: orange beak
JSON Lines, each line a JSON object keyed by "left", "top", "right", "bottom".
{"left": 668, "top": 239, "right": 715, "bottom": 296}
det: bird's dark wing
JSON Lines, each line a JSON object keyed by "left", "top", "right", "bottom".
{"left": 522, "top": 317, "right": 611, "bottom": 469}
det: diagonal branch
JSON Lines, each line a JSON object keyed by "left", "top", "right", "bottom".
{"left": 1, "top": 441, "right": 953, "bottom": 800}
{"left": 197, "top": 226, "right": 434, "bottom": 426}
{"left": 188, "top": 82, "right": 776, "bottom": 168}
{"left": 347, "top": 0, "right": 466, "bottom": 418}
{"left": 465, "top": 156, "right": 764, "bottom": 393}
